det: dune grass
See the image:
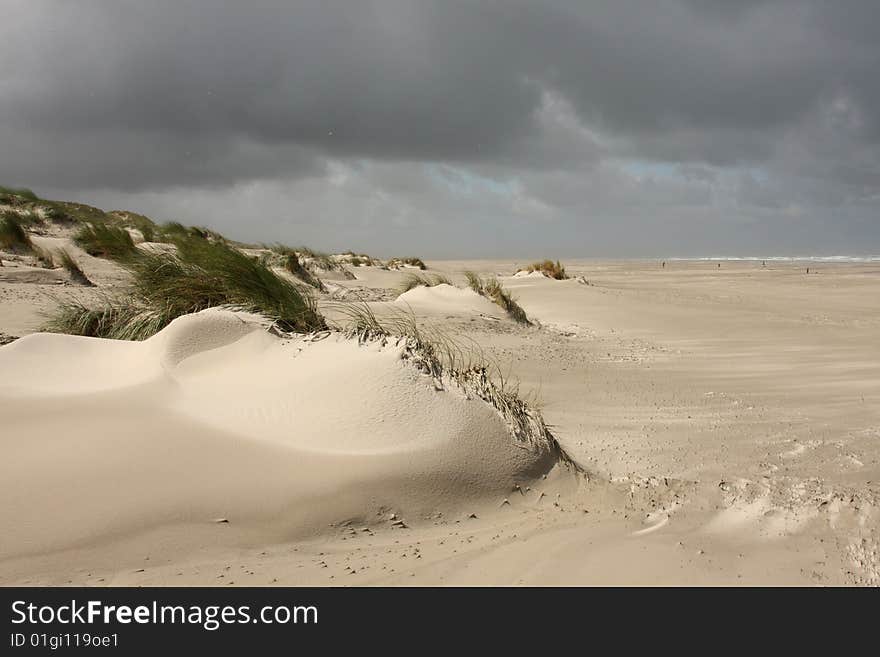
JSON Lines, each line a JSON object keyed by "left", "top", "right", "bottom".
{"left": 399, "top": 272, "right": 453, "bottom": 293}
{"left": 270, "top": 244, "right": 326, "bottom": 291}
{"left": 0, "top": 211, "right": 61, "bottom": 269}
{"left": 159, "top": 221, "right": 190, "bottom": 240}
{"left": 110, "top": 211, "right": 158, "bottom": 242}
{"left": 526, "top": 259, "right": 568, "bottom": 280}
{"left": 44, "top": 298, "right": 172, "bottom": 341}
{"left": 129, "top": 238, "right": 325, "bottom": 332}
{"left": 464, "top": 271, "right": 530, "bottom": 324}
{"left": 139, "top": 223, "right": 156, "bottom": 242}
{"left": 0, "top": 185, "right": 39, "bottom": 201}
{"left": 40, "top": 205, "right": 77, "bottom": 225}
{"left": 284, "top": 253, "right": 322, "bottom": 289}
{"left": 330, "top": 302, "right": 485, "bottom": 373}
{"left": 13, "top": 210, "right": 44, "bottom": 228}
{"left": 187, "top": 226, "right": 209, "bottom": 240}
{"left": 32, "top": 244, "right": 55, "bottom": 269}
{"left": 331, "top": 302, "right": 577, "bottom": 470}
{"left": 74, "top": 222, "right": 138, "bottom": 261}
{"left": 387, "top": 256, "right": 426, "bottom": 270}
{"left": 44, "top": 200, "right": 114, "bottom": 225}
{"left": 0, "top": 212, "right": 33, "bottom": 253}
{"left": 45, "top": 236, "right": 325, "bottom": 339}
{"left": 463, "top": 270, "right": 483, "bottom": 294}
{"left": 336, "top": 252, "right": 381, "bottom": 267}
{"left": 296, "top": 246, "right": 336, "bottom": 270}
{"left": 156, "top": 222, "right": 226, "bottom": 243}
{"left": 57, "top": 249, "right": 94, "bottom": 286}
{"left": 296, "top": 246, "right": 323, "bottom": 258}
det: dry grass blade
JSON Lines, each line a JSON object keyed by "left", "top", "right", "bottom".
{"left": 398, "top": 272, "right": 453, "bottom": 294}
{"left": 44, "top": 235, "right": 325, "bottom": 339}
{"left": 57, "top": 249, "right": 94, "bottom": 286}
{"left": 270, "top": 244, "right": 327, "bottom": 291}
{"left": 463, "top": 271, "right": 530, "bottom": 324}
{"left": 0, "top": 212, "right": 33, "bottom": 253}
{"left": 74, "top": 222, "right": 138, "bottom": 261}
{"left": 464, "top": 270, "right": 484, "bottom": 294}
{"left": 42, "top": 297, "right": 172, "bottom": 341}
{"left": 526, "top": 259, "right": 568, "bottom": 280}
{"left": 326, "top": 301, "right": 579, "bottom": 472}
{"left": 32, "top": 244, "right": 55, "bottom": 268}
{"left": 284, "top": 253, "right": 326, "bottom": 291}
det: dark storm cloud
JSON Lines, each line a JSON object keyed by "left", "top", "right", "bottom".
{"left": 4, "top": 0, "right": 876, "bottom": 180}
{"left": 1, "top": 0, "right": 878, "bottom": 254}
{"left": 1, "top": 0, "right": 544, "bottom": 188}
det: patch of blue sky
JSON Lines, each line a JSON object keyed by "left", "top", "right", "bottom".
{"left": 425, "top": 164, "right": 515, "bottom": 196}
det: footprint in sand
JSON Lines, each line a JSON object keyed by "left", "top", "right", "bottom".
{"left": 779, "top": 439, "right": 821, "bottom": 460}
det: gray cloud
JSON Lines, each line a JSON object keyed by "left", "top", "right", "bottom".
{"left": 1, "top": 0, "right": 878, "bottom": 255}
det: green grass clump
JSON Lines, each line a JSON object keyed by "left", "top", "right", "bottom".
{"left": 526, "top": 259, "right": 568, "bottom": 280}
{"left": 156, "top": 222, "right": 224, "bottom": 243}
{"left": 186, "top": 225, "right": 221, "bottom": 240}
{"left": 42, "top": 205, "right": 75, "bottom": 224}
{"left": 45, "top": 201, "right": 111, "bottom": 225}
{"left": 399, "top": 272, "right": 453, "bottom": 293}
{"left": 46, "top": 237, "right": 325, "bottom": 339}
{"left": 129, "top": 238, "right": 325, "bottom": 332}
{"left": 159, "top": 221, "right": 190, "bottom": 239}
{"left": 464, "top": 271, "right": 530, "bottom": 324}
{"left": 110, "top": 211, "right": 158, "bottom": 242}
{"left": 74, "top": 222, "right": 138, "bottom": 261}
{"left": 14, "top": 210, "right": 44, "bottom": 227}
{"left": 0, "top": 213, "right": 33, "bottom": 253}
{"left": 0, "top": 185, "right": 39, "bottom": 201}
{"left": 44, "top": 298, "right": 173, "bottom": 341}
{"left": 0, "top": 212, "right": 61, "bottom": 269}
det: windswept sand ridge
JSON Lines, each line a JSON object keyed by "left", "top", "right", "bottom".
{"left": 0, "top": 311, "right": 265, "bottom": 397}
{"left": 0, "top": 309, "right": 565, "bottom": 565}
{"left": 320, "top": 281, "right": 512, "bottom": 330}
{"left": 393, "top": 284, "right": 505, "bottom": 319}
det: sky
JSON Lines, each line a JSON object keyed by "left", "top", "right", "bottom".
{"left": 2, "top": 0, "right": 879, "bottom": 257}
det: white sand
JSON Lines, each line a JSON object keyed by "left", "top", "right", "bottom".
{"left": 394, "top": 284, "right": 504, "bottom": 318}
{"left": 0, "top": 309, "right": 560, "bottom": 569}
{"left": 1, "top": 256, "right": 878, "bottom": 585}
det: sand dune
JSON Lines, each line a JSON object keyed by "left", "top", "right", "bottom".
{"left": 0, "top": 309, "right": 563, "bottom": 566}
{"left": 1, "top": 257, "right": 879, "bottom": 586}
{"left": 394, "top": 283, "right": 505, "bottom": 319}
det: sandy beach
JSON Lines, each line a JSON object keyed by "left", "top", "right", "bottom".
{"left": 2, "top": 232, "right": 877, "bottom": 585}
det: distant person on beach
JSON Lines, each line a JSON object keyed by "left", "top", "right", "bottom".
{"left": 662, "top": 261, "right": 665, "bottom": 268}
